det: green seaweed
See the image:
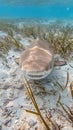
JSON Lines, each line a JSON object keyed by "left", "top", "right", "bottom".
{"left": 24, "top": 77, "right": 60, "bottom": 130}
{"left": 70, "top": 81, "right": 73, "bottom": 99}
{"left": 55, "top": 72, "right": 69, "bottom": 91}
{"left": 69, "top": 64, "right": 73, "bottom": 68}
{"left": 57, "top": 95, "right": 73, "bottom": 123}
{"left": 0, "top": 20, "right": 73, "bottom": 58}
{"left": 46, "top": 115, "right": 60, "bottom": 130}
{"left": 55, "top": 81, "right": 63, "bottom": 91}
{"left": 64, "top": 72, "right": 69, "bottom": 90}
{"left": 21, "top": 22, "right": 73, "bottom": 58}
{"left": 34, "top": 81, "right": 46, "bottom": 92}
{"left": 25, "top": 109, "right": 39, "bottom": 115}
{"left": 0, "top": 31, "right": 24, "bottom": 55}
{"left": 24, "top": 76, "right": 51, "bottom": 130}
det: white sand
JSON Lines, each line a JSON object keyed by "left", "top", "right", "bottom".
{"left": 0, "top": 32, "right": 73, "bottom": 130}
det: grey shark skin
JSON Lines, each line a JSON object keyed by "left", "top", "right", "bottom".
{"left": 20, "top": 38, "right": 54, "bottom": 80}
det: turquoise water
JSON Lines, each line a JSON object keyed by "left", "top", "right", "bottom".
{"left": 0, "top": 0, "right": 73, "bottom": 19}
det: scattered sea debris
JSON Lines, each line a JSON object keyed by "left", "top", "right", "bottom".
{"left": 24, "top": 77, "right": 60, "bottom": 130}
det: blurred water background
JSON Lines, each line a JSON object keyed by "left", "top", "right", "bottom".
{"left": 0, "top": 0, "right": 73, "bottom": 20}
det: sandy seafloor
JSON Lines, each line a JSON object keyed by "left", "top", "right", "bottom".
{"left": 0, "top": 30, "right": 73, "bottom": 130}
